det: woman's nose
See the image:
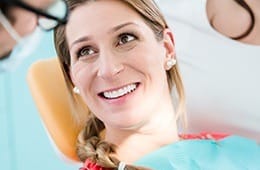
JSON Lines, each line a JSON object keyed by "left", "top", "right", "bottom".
{"left": 97, "top": 51, "right": 124, "bottom": 79}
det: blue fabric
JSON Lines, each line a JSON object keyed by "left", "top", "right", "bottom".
{"left": 135, "top": 136, "right": 260, "bottom": 170}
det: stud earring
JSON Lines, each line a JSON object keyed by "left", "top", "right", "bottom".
{"left": 166, "top": 59, "right": 176, "bottom": 70}
{"left": 73, "top": 86, "right": 80, "bottom": 94}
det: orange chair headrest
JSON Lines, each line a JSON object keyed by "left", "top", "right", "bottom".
{"left": 27, "top": 57, "right": 81, "bottom": 162}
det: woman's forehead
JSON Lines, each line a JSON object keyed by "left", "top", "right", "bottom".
{"left": 65, "top": 0, "right": 146, "bottom": 44}
{"left": 68, "top": 0, "right": 140, "bottom": 24}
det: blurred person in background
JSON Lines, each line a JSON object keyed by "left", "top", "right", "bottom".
{"left": 0, "top": 0, "right": 68, "bottom": 72}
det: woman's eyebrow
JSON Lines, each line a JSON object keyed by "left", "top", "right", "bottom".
{"left": 70, "top": 36, "right": 91, "bottom": 50}
{"left": 70, "top": 22, "right": 139, "bottom": 49}
{"left": 108, "top": 22, "right": 139, "bottom": 34}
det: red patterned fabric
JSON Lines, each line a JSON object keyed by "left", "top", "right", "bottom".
{"left": 79, "top": 159, "right": 111, "bottom": 170}
{"left": 179, "top": 132, "right": 229, "bottom": 140}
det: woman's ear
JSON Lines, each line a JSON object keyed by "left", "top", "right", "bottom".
{"left": 163, "top": 28, "right": 175, "bottom": 61}
{"left": 163, "top": 29, "right": 177, "bottom": 70}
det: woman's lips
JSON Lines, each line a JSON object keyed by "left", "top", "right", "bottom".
{"left": 98, "top": 82, "right": 140, "bottom": 100}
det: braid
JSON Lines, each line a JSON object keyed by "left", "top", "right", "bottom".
{"left": 76, "top": 115, "right": 151, "bottom": 170}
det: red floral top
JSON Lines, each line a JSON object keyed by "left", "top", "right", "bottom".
{"left": 179, "top": 132, "right": 229, "bottom": 140}
{"left": 79, "top": 159, "right": 111, "bottom": 170}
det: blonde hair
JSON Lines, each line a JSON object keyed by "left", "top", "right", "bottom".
{"left": 54, "top": 0, "right": 186, "bottom": 169}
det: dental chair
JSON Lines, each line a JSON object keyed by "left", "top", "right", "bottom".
{"left": 27, "top": 57, "right": 81, "bottom": 163}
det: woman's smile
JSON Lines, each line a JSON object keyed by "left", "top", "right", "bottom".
{"left": 98, "top": 82, "right": 140, "bottom": 104}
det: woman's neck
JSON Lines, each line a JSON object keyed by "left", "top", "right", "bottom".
{"left": 115, "top": 125, "right": 179, "bottom": 163}
{"left": 105, "top": 104, "right": 179, "bottom": 163}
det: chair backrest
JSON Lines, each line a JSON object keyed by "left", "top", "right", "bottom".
{"left": 27, "top": 57, "right": 80, "bottom": 162}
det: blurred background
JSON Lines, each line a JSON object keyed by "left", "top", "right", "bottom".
{"left": 0, "top": 30, "right": 78, "bottom": 170}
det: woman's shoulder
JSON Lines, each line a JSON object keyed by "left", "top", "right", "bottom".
{"left": 135, "top": 133, "right": 260, "bottom": 170}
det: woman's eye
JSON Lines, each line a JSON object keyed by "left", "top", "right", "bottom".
{"left": 118, "top": 34, "right": 136, "bottom": 45}
{"left": 77, "top": 47, "right": 95, "bottom": 58}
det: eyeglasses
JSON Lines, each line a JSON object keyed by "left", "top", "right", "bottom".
{"left": 1, "top": 0, "right": 69, "bottom": 30}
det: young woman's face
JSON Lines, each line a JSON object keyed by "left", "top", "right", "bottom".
{"left": 67, "top": 0, "right": 174, "bottom": 129}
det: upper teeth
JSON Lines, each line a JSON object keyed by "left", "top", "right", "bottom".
{"left": 103, "top": 84, "right": 137, "bottom": 99}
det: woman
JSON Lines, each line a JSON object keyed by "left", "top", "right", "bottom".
{"left": 157, "top": 0, "right": 260, "bottom": 141}
{"left": 54, "top": 0, "right": 259, "bottom": 169}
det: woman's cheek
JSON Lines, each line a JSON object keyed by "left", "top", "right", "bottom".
{"left": 76, "top": 65, "right": 93, "bottom": 89}
{"left": 71, "top": 63, "right": 86, "bottom": 84}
